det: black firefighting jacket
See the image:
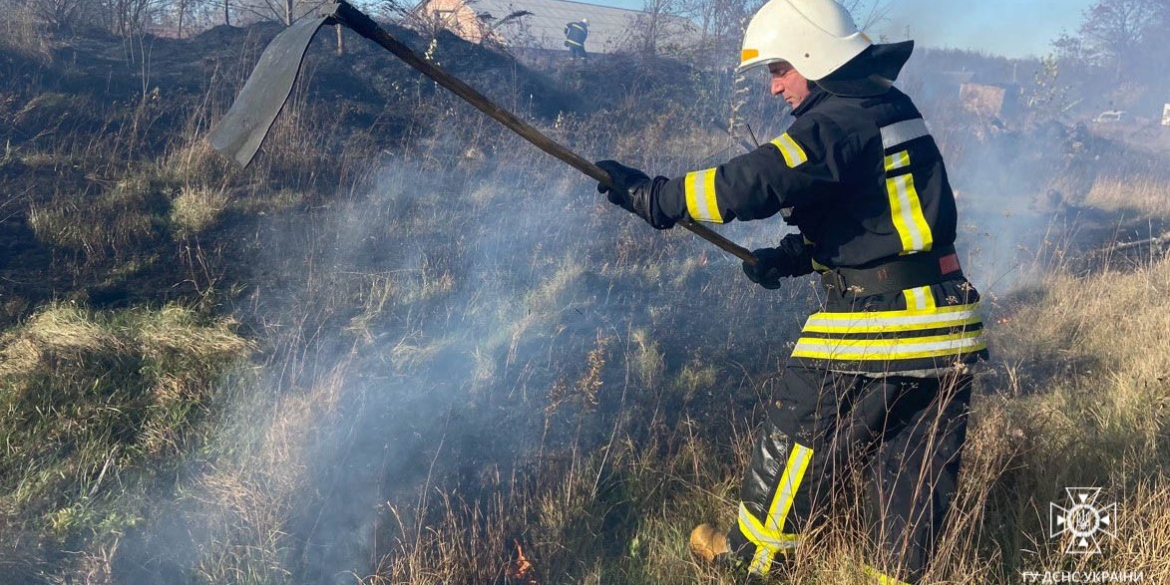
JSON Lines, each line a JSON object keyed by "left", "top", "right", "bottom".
{"left": 656, "top": 85, "right": 988, "bottom": 374}
{"left": 564, "top": 22, "right": 587, "bottom": 46}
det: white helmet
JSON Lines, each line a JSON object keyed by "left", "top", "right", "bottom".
{"left": 738, "top": 0, "right": 872, "bottom": 80}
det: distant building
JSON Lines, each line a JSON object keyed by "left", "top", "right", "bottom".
{"left": 960, "top": 82, "right": 1021, "bottom": 119}
{"left": 1162, "top": 103, "right": 1170, "bottom": 127}
{"left": 411, "top": 0, "right": 701, "bottom": 55}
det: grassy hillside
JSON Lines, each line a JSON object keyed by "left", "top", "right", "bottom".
{"left": 2, "top": 16, "right": 1170, "bottom": 585}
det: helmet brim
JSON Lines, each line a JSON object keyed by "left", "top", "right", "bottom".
{"left": 736, "top": 56, "right": 783, "bottom": 74}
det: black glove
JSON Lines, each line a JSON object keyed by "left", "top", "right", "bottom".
{"left": 742, "top": 233, "right": 814, "bottom": 289}
{"left": 595, "top": 160, "right": 675, "bottom": 230}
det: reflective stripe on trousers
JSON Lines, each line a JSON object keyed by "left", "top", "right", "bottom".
{"left": 734, "top": 443, "right": 813, "bottom": 575}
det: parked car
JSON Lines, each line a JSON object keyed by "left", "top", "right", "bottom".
{"left": 1094, "top": 110, "right": 1128, "bottom": 123}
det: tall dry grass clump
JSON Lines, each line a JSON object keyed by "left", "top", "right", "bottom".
{"left": 1084, "top": 174, "right": 1170, "bottom": 218}
{"left": 0, "top": 302, "right": 250, "bottom": 576}
{"left": 27, "top": 173, "right": 173, "bottom": 260}
{"left": 0, "top": 4, "right": 53, "bottom": 65}
{"left": 171, "top": 185, "right": 229, "bottom": 237}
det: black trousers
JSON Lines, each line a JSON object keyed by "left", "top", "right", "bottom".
{"left": 728, "top": 367, "right": 972, "bottom": 583}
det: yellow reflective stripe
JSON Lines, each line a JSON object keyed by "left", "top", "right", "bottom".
{"left": 803, "top": 304, "right": 982, "bottom": 334}
{"left": 882, "top": 150, "right": 932, "bottom": 255}
{"left": 864, "top": 565, "right": 912, "bottom": 585}
{"left": 765, "top": 444, "right": 813, "bottom": 534}
{"left": 770, "top": 133, "right": 808, "bottom": 168}
{"left": 905, "top": 176, "right": 934, "bottom": 252}
{"left": 684, "top": 168, "right": 723, "bottom": 223}
{"left": 886, "top": 172, "right": 933, "bottom": 254}
{"left": 803, "top": 315, "right": 981, "bottom": 334}
{"left": 738, "top": 504, "right": 799, "bottom": 549}
{"left": 792, "top": 331, "right": 987, "bottom": 361}
{"left": 736, "top": 504, "right": 799, "bottom": 576}
{"left": 884, "top": 150, "right": 910, "bottom": 171}
{"left": 798, "top": 330, "right": 982, "bottom": 349}
{"left": 903, "top": 286, "right": 936, "bottom": 311}
{"left": 737, "top": 505, "right": 776, "bottom": 575}
{"left": 805, "top": 303, "right": 978, "bottom": 322}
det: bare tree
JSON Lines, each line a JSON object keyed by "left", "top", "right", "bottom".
{"left": 1077, "top": 0, "right": 1159, "bottom": 80}
{"left": 232, "top": 0, "right": 328, "bottom": 26}
{"left": 840, "top": 0, "right": 896, "bottom": 30}
{"left": 173, "top": 0, "right": 200, "bottom": 35}
{"left": 97, "top": 0, "right": 169, "bottom": 35}
{"left": 23, "top": 0, "right": 89, "bottom": 29}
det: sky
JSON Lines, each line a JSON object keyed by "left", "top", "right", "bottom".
{"left": 876, "top": 0, "right": 1096, "bottom": 58}
{"left": 584, "top": 0, "right": 1098, "bottom": 59}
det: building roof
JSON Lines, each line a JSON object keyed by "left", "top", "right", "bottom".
{"left": 422, "top": 0, "right": 700, "bottom": 53}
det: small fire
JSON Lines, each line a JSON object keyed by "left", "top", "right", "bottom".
{"left": 506, "top": 539, "right": 537, "bottom": 584}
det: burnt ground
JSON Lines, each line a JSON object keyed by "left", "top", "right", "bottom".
{"left": 0, "top": 19, "right": 606, "bottom": 327}
{"left": 0, "top": 18, "right": 746, "bottom": 330}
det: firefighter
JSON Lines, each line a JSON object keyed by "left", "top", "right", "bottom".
{"left": 594, "top": 0, "right": 988, "bottom": 582}
{"left": 564, "top": 18, "right": 588, "bottom": 60}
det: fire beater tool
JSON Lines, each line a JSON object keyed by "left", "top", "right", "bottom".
{"left": 207, "top": 0, "right": 757, "bottom": 265}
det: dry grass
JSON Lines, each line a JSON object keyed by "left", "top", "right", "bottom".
{"left": 28, "top": 173, "right": 172, "bottom": 260}
{"left": 0, "top": 302, "right": 250, "bottom": 576}
{"left": 0, "top": 6, "right": 52, "bottom": 65}
{"left": 319, "top": 254, "right": 1170, "bottom": 585}
{"left": 171, "top": 185, "right": 229, "bottom": 237}
{"left": 1084, "top": 174, "right": 1170, "bottom": 218}
{"left": 5, "top": 21, "right": 1170, "bottom": 584}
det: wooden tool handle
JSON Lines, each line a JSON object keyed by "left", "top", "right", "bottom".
{"left": 327, "top": 2, "right": 757, "bottom": 266}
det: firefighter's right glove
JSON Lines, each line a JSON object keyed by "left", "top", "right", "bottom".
{"left": 596, "top": 160, "right": 676, "bottom": 230}
{"left": 742, "top": 233, "right": 814, "bottom": 289}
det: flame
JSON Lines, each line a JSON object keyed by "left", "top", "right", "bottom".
{"left": 507, "top": 539, "right": 536, "bottom": 584}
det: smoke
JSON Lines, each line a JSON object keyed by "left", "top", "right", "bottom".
{"left": 109, "top": 119, "right": 803, "bottom": 583}
{"left": 112, "top": 45, "right": 1165, "bottom": 584}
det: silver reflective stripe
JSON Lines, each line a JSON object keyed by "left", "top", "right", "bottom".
{"left": 881, "top": 118, "right": 929, "bottom": 150}
{"left": 690, "top": 169, "right": 718, "bottom": 221}
{"left": 738, "top": 504, "right": 796, "bottom": 549}
{"left": 906, "top": 287, "right": 929, "bottom": 311}
{"left": 793, "top": 336, "right": 985, "bottom": 357}
{"left": 770, "top": 133, "right": 808, "bottom": 168}
{"left": 890, "top": 174, "right": 927, "bottom": 250}
{"left": 767, "top": 444, "right": 812, "bottom": 532}
{"left": 804, "top": 309, "right": 981, "bottom": 329}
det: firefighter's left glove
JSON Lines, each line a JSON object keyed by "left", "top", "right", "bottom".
{"left": 742, "top": 234, "right": 814, "bottom": 289}
{"left": 596, "top": 160, "right": 676, "bottom": 230}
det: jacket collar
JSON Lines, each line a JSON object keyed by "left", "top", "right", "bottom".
{"left": 817, "top": 41, "right": 915, "bottom": 97}
{"left": 792, "top": 85, "right": 831, "bottom": 117}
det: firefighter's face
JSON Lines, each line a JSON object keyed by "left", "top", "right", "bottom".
{"left": 769, "top": 61, "right": 810, "bottom": 108}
